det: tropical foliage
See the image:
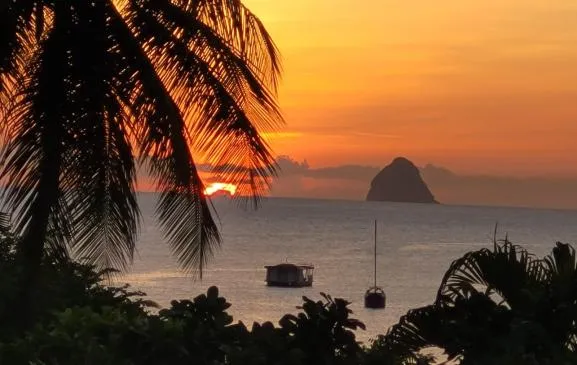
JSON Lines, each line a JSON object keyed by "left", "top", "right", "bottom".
{"left": 1, "top": 287, "right": 368, "bottom": 365}
{"left": 373, "top": 238, "right": 577, "bottom": 364}
{"left": 0, "top": 0, "right": 282, "bottom": 276}
{"left": 0, "top": 223, "right": 368, "bottom": 364}
{"left": 0, "top": 218, "right": 153, "bottom": 342}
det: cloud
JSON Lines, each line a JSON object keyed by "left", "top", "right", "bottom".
{"left": 270, "top": 156, "right": 377, "bottom": 200}
{"left": 275, "top": 155, "right": 379, "bottom": 181}
{"left": 276, "top": 155, "right": 310, "bottom": 175}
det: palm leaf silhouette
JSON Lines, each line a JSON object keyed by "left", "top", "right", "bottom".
{"left": 378, "top": 240, "right": 577, "bottom": 363}
{"left": 0, "top": 0, "right": 282, "bottom": 276}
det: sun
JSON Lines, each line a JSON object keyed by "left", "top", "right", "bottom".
{"left": 203, "top": 182, "right": 237, "bottom": 197}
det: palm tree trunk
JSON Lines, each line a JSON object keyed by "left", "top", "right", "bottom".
{"left": 14, "top": 154, "right": 61, "bottom": 330}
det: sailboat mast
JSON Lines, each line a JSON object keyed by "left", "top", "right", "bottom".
{"left": 374, "top": 220, "right": 377, "bottom": 287}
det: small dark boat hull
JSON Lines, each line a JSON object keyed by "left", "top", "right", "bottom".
{"left": 266, "top": 280, "right": 312, "bottom": 287}
{"left": 365, "top": 288, "right": 386, "bottom": 309}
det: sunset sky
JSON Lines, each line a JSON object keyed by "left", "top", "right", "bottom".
{"left": 244, "top": 0, "right": 577, "bottom": 177}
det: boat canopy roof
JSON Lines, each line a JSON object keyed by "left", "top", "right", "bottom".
{"left": 265, "top": 263, "right": 314, "bottom": 270}
{"left": 365, "top": 286, "right": 385, "bottom": 294}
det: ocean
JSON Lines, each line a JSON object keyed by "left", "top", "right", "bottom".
{"left": 124, "top": 193, "right": 577, "bottom": 343}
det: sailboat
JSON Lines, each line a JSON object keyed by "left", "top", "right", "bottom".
{"left": 364, "top": 220, "right": 386, "bottom": 309}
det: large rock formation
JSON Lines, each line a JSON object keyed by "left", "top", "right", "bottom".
{"left": 366, "top": 157, "right": 439, "bottom": 204}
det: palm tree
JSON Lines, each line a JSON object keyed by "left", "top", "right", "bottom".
{"left": 375, "top": 240, "right": 577, "bottom": 364}
{"left": 0, "top": 0, "right": 281, "bottom": 279}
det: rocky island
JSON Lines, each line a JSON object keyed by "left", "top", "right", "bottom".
{"left": 366, "top": 157, "right": 439, "bottom": 204}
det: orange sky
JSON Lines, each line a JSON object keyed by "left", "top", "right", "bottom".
{"left": 245, "top": 0, "right": 577, "bottom": 177}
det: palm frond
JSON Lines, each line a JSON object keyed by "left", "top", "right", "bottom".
{"left": 0, "top": 3, "right": 75, "bottom": 264}
{"left": 379, "top": 305, "right": 449, "bottom": 364}
{"left": 0, "top": 1, "right": 34, "bottom": 134}
{"left": 0, "top": 1, "right": 35, "bottom": 93}
{"left": 66, "top": 109, "right": 139, "bottom": 271}
{"left": 437, "top": 239, "right": 546, "bottom": 312}
{"left": 0, "top": 211, "right": 10, "bottom": 231}
{"left": 1, "top": 0, "right": 281, "bottom": 277}
{"left": 541, "top": 242, "right": 577, "bottom": 349}
{"left": 51, "top": 1, "right": 141, "bottom": 272}
{"left": 193, "top": 0, "right": 282, "bottom": 86}
{"left": 384, "top": 293, "right": 516, "bottom": 364}
{"left": 126, "top": 0, "right": 282, "bottom": 206}
{"left": 0, "top": 211, "right": 12, "bottom": 246}
{"left": 543, "top": 242, "right": 577, "bottom": 280}
{"left": 109, "top": 3, "right": 220, "bottom": 275}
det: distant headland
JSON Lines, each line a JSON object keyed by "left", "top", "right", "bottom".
{"left": 366, "top": 157, "right": 439, "bottom": 204}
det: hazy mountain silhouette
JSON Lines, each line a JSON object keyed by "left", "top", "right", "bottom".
{"left": 269, "top": 156, "right": 577, "bottom": 210}
{"left": 136, "top": 155, "right": 577, "bottom": 209}
{"left": 421, "top": 164, "right": 577, "bottom": 210}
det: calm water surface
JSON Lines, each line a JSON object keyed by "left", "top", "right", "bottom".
{"left": 124, "top": 194, "right": 577, "bottom": 342}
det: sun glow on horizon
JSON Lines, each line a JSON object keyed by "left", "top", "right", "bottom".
{"left": 203, "top": 182, "right": 238, "bottom": 197}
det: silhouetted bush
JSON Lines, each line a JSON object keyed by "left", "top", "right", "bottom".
{"left": 0, "top": 232, "right": 152, "bottom": 343}
{"left": 0, "top": 282, "right": 366, "bottom": 364}
{"left": 0, "top": 228, "right": 370, "bottom": 364}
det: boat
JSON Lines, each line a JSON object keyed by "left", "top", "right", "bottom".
{"left": 265, "top": 263, "right": 314, "bottom": 287}
{"left": 364, "top": 220, "right": 386, "bottom": 309}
